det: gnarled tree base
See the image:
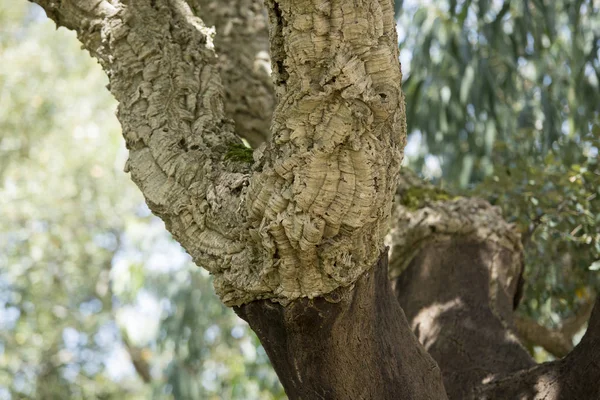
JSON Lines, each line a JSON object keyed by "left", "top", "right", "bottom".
{"left": 235, "top": 251, "right": 448, "bottom": 400}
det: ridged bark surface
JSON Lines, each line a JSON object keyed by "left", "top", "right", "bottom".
{"left": 33, "top": 0, "right": 406, "bottom": 307}
{"left": 245, "top": 0, "right": 406, "bottom": 303}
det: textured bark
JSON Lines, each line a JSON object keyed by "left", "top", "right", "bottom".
{"left": 235, "top": 251, "right": 448, "bottom": 400}
{"left": 474, "top": 297, "right": 600, "bottom": 400}
{"left": 187, "top": 0, "right": 274, "bottom": 147}
{"left": 31, "top": 0, "right": 262, "bottom": 305}
{"left": 245, "top": 0, "right": 406, "bottom": 304}
{"left": 32, "top": 0, "right": 406, "bottom": 306}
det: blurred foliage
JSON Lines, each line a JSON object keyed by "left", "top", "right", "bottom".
{"left": 0, "top": 2, "right": 283, "bottom": 399}
{"left": 398, "top": 0, "right": 599, "bottom": 333}
{"left": 400, "top": 0, "right": 599, "bottom": 185}
{"left": 474, "top": 128, "right": 600, "bottom": 327}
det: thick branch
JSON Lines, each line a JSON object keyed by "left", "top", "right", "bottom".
{"left": 514, "top": 315, "right": 573, "bottom": 358}
{"left": 474, "top": 297, "right": 600, "bottom": 399}
{"left": 31, "top": 0, "right": 410, "bottom": 308}
{"left": 387, "top": 172, "right": 600, "bottom": 398}
{"left": 514, "top": 294, "right": 595, "bottom": 358}
{"left": 244, "top": 0, "right": 406, "bottom": 303}
{"left": 31, "top": 0, "right": 258, "bottom": 304}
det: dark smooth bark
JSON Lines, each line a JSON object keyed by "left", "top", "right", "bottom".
{"left": 394, "top": 238, "right": 535, "bottom": 399}
{"left": 235, "top": 251, "right": 448, "bottom": 400}
{"left": 474, "top": 297, "right": 600, "bottom": 399}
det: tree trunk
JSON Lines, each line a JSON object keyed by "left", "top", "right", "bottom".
{"left": 394, "top": 238, "right": 534, "bottom": 399}
{"left": 242, "top": 0, "right": 406, "bottom": 305}
{"left": 235, "top": 251, "right": 448, "bottom": 399}
{"left": 388, "top": 174, "right": 600, "bottom": 399}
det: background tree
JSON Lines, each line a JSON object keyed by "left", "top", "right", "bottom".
{"left": 1, "top": 0, "right": 598, "bottom": 398}
{"left": 396, "top": 0, "right": 600, "bottom": 358}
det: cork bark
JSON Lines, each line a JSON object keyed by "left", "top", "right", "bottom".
{"left": 32, "top": 0, "right": 405, "bottom": 307}
{"left": 244, "top": 0, "right": 406, "bottom": 304}
{"left": 187, "top": 0, "right": 274, "bottom": 147}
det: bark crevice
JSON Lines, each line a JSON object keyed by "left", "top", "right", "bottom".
{"left": 186, "top": 0, "right": 274, "bottom": 147}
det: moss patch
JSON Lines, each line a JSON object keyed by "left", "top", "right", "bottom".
{"left": 225, "top": 143, "right": 254, "bottom": 163}
{"left": 399, "top": 186, "right": 458, "bottom": 210}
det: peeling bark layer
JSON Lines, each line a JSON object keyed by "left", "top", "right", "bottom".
{"left": 243, "top": 0, "right": 406, "bottom": 304}
{"left": 235, "top": 251, "right": 448, "bottom": 400}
